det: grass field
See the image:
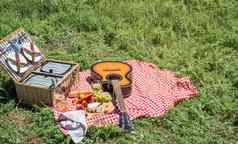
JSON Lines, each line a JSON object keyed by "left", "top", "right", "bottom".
{"left": 0, "top": 0, "right": 238, "bottom": 143}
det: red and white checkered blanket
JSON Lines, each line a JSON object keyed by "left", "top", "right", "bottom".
{"left": 53, "top": 60, "right": 197, "bottom": 127}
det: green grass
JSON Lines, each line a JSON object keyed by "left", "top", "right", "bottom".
{"left": 0, "top": 0, "right": 238, "bottom": 143}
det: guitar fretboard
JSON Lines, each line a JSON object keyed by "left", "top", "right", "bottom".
{"left": 111, "top": 80, "right": 127, "bottom": 113}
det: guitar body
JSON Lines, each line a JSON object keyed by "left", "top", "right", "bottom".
{"left": 91, "top": 61, "right": 133, "bottom": 130}
{"left": 91, "top": 61, "right": 132, "bottom": 98}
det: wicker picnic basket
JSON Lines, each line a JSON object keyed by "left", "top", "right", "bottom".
{"left": 0, "top": 28, "right": 80, "bottom": 105}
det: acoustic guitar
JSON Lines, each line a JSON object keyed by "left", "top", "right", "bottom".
{"left": 91, "top": 61, "right": 133, "bottom": 130}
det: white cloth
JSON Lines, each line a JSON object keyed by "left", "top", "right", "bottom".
{"left": 57, "top": 110, "right": 87, "bottom": 143}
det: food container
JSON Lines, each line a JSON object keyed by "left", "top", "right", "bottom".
{"left": 0, "top": 28, "right": 80, "bottom": 105}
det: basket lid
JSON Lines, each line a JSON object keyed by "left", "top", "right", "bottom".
{"left": 0, "top": 28, "right": 45, "bottom": 82}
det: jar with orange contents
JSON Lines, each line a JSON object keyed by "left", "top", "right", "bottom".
{"left": 54, "top": 88, "right": 68, "bottom": 112}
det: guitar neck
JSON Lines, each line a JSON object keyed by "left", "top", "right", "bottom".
{"left": 111, "top": 79, "right": 132, "bottom": 130}
{"left": 111, "top": 80, "right": 127, "bottom": 113}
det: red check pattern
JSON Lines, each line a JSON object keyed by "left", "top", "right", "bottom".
{"left": 53, "top": 60, "right": 197, "bottom": 129}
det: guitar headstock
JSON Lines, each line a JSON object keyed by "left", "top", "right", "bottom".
{"left": 119, "top": 112, "right": 133, "bottom": 131}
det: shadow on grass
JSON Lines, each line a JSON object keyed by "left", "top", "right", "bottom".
{"left": 0, "top": 79, "right": 49, "bottom": 114}
{"left": 0, "top": 79, "right": 17, "bottom": 103}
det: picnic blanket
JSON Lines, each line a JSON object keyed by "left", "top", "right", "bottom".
{"left": 53, "top": 59, "right": 197, "bottom": 127}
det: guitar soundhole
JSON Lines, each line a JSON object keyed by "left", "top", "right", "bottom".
{"left": 106, "top": 74, "right": 122, "bottom": 81}
{"left": 102, "top": 74, "right": 122, "bottom": 92}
